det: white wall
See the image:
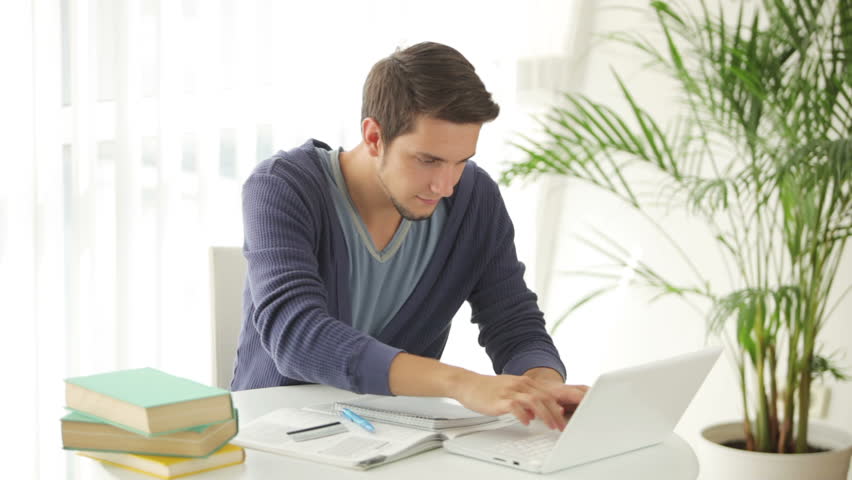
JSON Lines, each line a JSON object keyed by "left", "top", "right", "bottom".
{"left": 0, "top": 0, "right": 40, "bottom": 476}
{"left": 538, "top": 0, "right": 852, "bottom": 455}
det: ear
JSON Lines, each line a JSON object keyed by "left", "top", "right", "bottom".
{"left": 361, "top": 118, "right": 383, "bottom": 157}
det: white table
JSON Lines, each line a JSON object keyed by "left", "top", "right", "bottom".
{"left": 73, "top": 384, "right": 698, "bottom": 479}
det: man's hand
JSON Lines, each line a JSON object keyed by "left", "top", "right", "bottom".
{"left": 522, "top": 367, "right": 589, "bottom": 423}
{"left": 451, "top": 370, "right": 588, "bottom": 431}
{"left": 388, "top": 353, "right": 588, "bottom": 431}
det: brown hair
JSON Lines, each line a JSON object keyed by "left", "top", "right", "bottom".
{"left": 361, "top": 42, "right": 500, "bottom": 147}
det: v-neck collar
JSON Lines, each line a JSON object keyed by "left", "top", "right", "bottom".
{"left": 328, "top": 148, "right": 412, "bottom": 263}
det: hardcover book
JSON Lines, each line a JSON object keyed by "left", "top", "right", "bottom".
{"left": 62, "top": 410, "right": 238, "bottom": 457}
{"left": 65, "top": 367, "right": 233, "bottom": 436}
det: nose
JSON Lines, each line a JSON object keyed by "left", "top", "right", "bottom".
{"left": 430, "top": 165, "right": 457, "bottom": 198}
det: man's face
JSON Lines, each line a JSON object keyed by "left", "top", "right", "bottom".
{"left": 376, "top": 115, "right": 481, "bottom": 221}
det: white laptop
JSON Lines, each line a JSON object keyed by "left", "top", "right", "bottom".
{"left": 443, "top": 347, "right": 721, "bottom": 473}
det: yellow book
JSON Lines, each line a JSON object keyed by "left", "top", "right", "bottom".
{"left": 78, "top": 444, "right": 245, "bottom": 479}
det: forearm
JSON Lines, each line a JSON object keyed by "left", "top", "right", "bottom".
{"left": 388, "top": 352, "right": 477, "bottom": 398}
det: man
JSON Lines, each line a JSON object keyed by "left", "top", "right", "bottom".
{"left": 232, "top": 42, "right": 586, "bottom": 431}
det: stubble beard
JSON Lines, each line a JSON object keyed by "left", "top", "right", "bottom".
{"left": 376, "top": 165, "right": 433, "bottom": 222}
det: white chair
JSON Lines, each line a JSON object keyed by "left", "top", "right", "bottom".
{"left": 209, "top": 246, "right": 247, "bottom": 390}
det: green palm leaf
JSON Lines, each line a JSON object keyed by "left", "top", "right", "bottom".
{"left": 504, "top": 0, "right": 852, "bottom": 453}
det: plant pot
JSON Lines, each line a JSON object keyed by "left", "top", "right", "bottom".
{"left": 698, "top": 421, "right": 852, "bottom": 480}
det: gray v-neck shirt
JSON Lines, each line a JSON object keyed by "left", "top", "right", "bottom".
{"left": 316, "top": 147, "right": 447, "bottom": 336}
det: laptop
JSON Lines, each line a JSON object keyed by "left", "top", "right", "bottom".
{"left": 443, "top": 347, "right": 721, "bottom": 473}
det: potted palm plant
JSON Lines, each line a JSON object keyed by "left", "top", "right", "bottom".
{"left": 502, "top": 1, "right": 852, "bottom": 478}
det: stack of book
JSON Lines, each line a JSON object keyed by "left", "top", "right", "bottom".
{"left": 61, "top": 367, "right": 244, "bottom": 479}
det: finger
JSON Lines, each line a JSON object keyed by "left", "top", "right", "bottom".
{"left": 539, "top": 398, "right": 566, "bottom": 431}
{"left": 528, "top": 385, "right": 577, "bottom": 430}
{"left": 541, "top": 394, "right": 567, "bottom": 430}
{"left": 513, "top": 377, "right": 565, "bottom": 429}
{"left": 520, "top": 393, "right": 563, "bottom": 431}
{"left": 510, "top": 403, "right": 533, "bottom": 425}
{"left": 532, "top": 382, "right": 566, "bottom": 430}
{"left": 551, "top": 385, "right": 588, "bottom": 407}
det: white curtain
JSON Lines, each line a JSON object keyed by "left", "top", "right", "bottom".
{"left": 1, "top": 1, "right": 586, "bottom": 478}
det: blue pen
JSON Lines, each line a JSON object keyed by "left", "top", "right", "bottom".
{"left": 341, "top": 408, "right": 376, "bottom": 433}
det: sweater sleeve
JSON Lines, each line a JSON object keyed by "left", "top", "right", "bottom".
{"left": 242, "top": 171, "right": 402, "bottom": 394}
{"left": 467, "top": 180, "right": 567, "bottom": 380}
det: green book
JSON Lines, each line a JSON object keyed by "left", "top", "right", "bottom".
{"left": 61, "top": 410, "right": 239, "bottom": 457}
{"left": 65, "top": 368, "right": 234, "bottom": 437}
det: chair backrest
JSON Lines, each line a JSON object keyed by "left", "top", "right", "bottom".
{"left": 209, "top": 246, "right": 247, "bottom": 390}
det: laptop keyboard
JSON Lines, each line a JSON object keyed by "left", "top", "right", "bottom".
{"left": 492, "top": 433, "right": 557, "bottom": 459}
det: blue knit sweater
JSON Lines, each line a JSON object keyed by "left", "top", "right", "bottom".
{"left": 231, "top": 139, "right": 566, "bottom": 394}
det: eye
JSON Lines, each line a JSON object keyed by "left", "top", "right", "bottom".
{"left": 417, "top": 156, "right": 439, "bottom": 165}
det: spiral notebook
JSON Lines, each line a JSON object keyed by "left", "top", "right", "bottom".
{"left": 330, "top": 395, "right": 499, "bottom": 431}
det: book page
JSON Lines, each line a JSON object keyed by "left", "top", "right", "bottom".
{"left": 233, "top": 407, "right": 440, "bottom": 468}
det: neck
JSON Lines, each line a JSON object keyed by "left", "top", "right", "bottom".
{"left": 338, "top": 143, "right": 402, "bottom": 230}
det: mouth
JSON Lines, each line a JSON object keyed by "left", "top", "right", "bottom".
{"left": 416, "top": 196, "right": 440, "bottom": 206}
